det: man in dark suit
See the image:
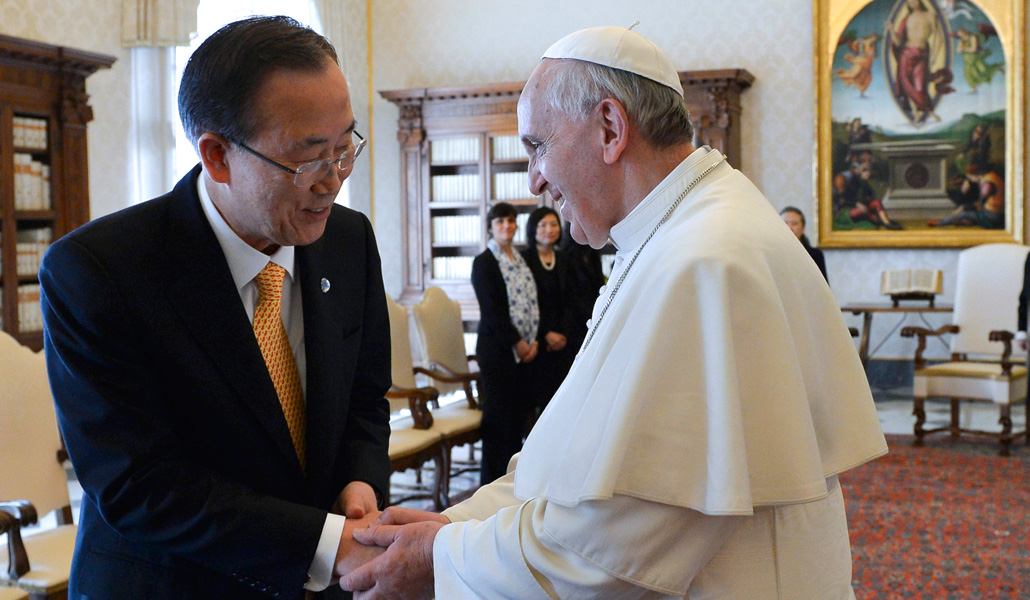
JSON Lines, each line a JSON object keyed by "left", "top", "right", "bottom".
{"left": 39, "top": 16, "right": 391, "bottom": 600}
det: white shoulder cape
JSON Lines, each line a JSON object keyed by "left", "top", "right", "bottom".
{"left": 514, "top": 154, "right": 887, "bottom": 515}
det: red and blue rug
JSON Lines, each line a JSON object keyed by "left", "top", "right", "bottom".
{"left": 842, "top": 434, "right": 1029, "bottom": 599}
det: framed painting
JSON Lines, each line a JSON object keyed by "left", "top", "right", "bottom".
{"left": 815, "top": 0, "right": 1025, "bottom": 247}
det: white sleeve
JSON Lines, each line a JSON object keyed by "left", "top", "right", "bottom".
{"left": 433, "top": 494, "right": 742, "bottom": 599}
{"left": 303, "top": 513, "right": 345, "bottom": 591}
{"left": 443, "top": 454, "right": 522, "bottom": 523}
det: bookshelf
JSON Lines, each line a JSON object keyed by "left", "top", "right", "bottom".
{"left": 381, "top": 69, "right": 752, "bottom": 321}
{"left": 0, "top": 34, "right": 115, "bottom": 350}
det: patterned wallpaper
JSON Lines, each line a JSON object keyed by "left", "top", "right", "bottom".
{"left": 1, "top": 0, "right": 133, "bottom": 221}
{"left": 370, "top": 0, "right": 1027, "bottom": 359}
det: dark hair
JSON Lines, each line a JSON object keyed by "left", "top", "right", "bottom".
{"left": 780, "top": 206, "right": 812, "bottom": 246}
{"left": 524, "top": 206, "right": 560, "bottom": 245}
{"left": 178, "top": 15, "right": 339, "bottom": 146}
{"left": 780, "top": 206, "right": 806, "bottom": 226}
{"left": 486, "top": 202, "right": 518, "bottom": 231}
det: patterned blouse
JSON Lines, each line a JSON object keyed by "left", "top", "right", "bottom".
{"left": 487, "top": 238, "right": 539, "bottom": 348}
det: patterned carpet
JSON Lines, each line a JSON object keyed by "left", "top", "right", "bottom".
{"left": 842, "top": 434, "right": 1030, "bottom": 599}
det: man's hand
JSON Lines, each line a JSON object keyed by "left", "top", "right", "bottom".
{"left": 339, "top": 520, "right": 446, "bottom": 600}
{"left": 333, "top": 481, "right": 379, "bottom": 518}
{"left": 333, "top": 511, "right": 385, "bottom": 580}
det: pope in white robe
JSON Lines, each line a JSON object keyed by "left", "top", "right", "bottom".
{"left": 342, "top": 26, "right": 887, "bottom": 600}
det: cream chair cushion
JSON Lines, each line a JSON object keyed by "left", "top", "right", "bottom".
{"left": 914, "top": 363, "right": 1028, "bottom": 405}
{"left": 389, "top": 418, "right": 445, "bottom": 461}
{"left": 0, "top": 586, "right": 29, "bottom": 600}
{"left": 0, "top": 526, "right": 76, "bottom": 594}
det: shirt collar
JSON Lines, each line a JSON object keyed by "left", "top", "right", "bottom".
{"left": 196, "top": 172, "right": 296, "bottom": 291}
{"left": 608, "top": 146, "right": 723, "bottom": 252}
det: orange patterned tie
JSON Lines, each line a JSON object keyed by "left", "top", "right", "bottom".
{"left": 253, "top": 262, "right": 306, "bottom": 468}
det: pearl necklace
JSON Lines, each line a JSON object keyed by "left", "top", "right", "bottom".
{"left": 539, "top": 250, "right": 556, "bottom": 271}
{"left": 578, "top": 157, "right": 725, "bottom": 355}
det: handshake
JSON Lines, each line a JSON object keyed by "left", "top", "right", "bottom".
{"left": 333, "top": 492, "right": 450, "bottom": 600}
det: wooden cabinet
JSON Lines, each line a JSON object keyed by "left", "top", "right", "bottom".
{"left": 382, "top": 69, "right": 752, "bottom": 320}
{"left": 0, "top": 34, "right": 115, "bottom": 350}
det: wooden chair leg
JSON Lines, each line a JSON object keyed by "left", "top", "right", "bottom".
{"left": 999, "top": 404, "right": 1013, "bottom": 457}
{"left": 950, "top": 398, "right": 961, "bottom": 439}
{"left": 913, "top": 397, "right": 926, "bottom": 446}
{"left": 439, "top": 446, "right": 452, "bottom": 510}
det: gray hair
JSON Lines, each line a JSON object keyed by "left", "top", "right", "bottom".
{"left": 542, "top": 59, "right": 694, "bottom": 149}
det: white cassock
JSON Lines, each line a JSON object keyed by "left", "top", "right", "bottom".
{"left": 434, "top": 147, "right": 888, "bottom": 599}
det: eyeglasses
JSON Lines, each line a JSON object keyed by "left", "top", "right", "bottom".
{"left": 234, "top": 130, "right": 367, "bottom": 188}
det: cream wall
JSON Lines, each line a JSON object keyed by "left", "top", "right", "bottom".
{"left": 2, "top": 0, "right": 134, "bottom": 221}
{"left": 370, "top": 0, "right": 1027, "bottom": 359}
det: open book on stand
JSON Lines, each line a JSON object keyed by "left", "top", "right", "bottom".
{"left": 880, "top": 269, "right": 943, "bottom": 307}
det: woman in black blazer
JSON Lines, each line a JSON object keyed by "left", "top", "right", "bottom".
{"left": 471, "top": 202, "right": 539, "bottom": 485}
{"left": 521, "top": 207, "right": 574, "bottom": 416}
{"left": 781, "top": 206, "right": 828, "bottom": 283}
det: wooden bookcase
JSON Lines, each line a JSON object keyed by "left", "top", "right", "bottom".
{"left": 381, "top": 68, "right": 753, "bottom": 321}
{"left": 0, "top": 34, "right": 115, "bottom": 350}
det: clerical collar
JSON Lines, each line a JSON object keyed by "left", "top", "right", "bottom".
{"left": 608, "top": 146, "right": 722, "bottom": 252}
{"left": 196, "top": 171, "right": 296, "bottom": 294}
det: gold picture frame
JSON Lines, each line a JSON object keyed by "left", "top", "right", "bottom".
{"left": 815, "top": 0, "right": 1025, "bottom": 248}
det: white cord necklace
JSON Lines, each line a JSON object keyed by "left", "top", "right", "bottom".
{"left": 578, "top": 157, "right": 725, "bottom": 356}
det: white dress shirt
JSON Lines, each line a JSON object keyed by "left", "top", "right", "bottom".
{"left": 197, "top": 174, "right": 344, "bottom": 592}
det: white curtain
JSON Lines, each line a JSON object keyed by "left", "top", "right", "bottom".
{"left": 121, "top": 1, "right": 199, "bottom": 204}
{"left": 122, "top": 0, "right": 201, "bottom": 47}
{"left": 313, "top": 0, "right": 371, "bottom": 214}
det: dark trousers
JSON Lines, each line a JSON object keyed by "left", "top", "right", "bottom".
{"left": 477, "top": 342, "right": 533, "bottom": 486}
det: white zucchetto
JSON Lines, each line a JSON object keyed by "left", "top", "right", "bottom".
{"left": 541, "top": 25, "right": 683, "bottom": 97}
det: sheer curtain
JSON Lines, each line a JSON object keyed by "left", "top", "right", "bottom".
{"left": 313, "top": 0, "right": 369, "bottom": 213}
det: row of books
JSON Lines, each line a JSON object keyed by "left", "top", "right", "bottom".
{"left": 15, "top": 227, "right": 53, "bottom": 277}
{"left": 432, "top": 215, "right": 482, "bottom": 246}
{"left": 432, "top": 256, "right": 475, "bottom": 280}
{"left": 431, "top": 137, "right": 480, "bottom": 164}
{"left": 494, "top": 171, "right": 535, "bottom": 201}
{"left": 491, "top": 135, "right": 526, "bottom": 161}
{"left": 431, "top": 174, "right": 481, "bottom": 203}
{"left": 13, "top": 116, "right": 48, "bottom": 151}
{"left": 13, "top": 153, "right": 52, "bottom": 210}
{"left": 15, "top": 284, "right": 44, "bottom": 333}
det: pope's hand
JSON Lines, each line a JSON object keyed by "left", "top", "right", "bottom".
{"left": 333, "top": 481, "right": 379, "bottom": 519}
{"left": 339, "top": 520, "right": 446, "bottom": 600}
{"left": 372, "top": 506, "right": 450, "bottom": 527}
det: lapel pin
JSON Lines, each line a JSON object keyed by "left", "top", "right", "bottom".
{"left": 321, "top": 278, "right": 331, "bottom": 293}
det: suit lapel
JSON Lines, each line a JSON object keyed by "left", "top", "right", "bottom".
{"left": 163, "top": 168, "right": 303, "bottom": 476}
{"left": 297, "top": 236, "right": 348, "bottom": 499}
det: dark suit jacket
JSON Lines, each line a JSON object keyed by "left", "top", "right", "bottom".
{"left": 39, "top": 166, "right": 392, "bottom": 600}
{"left": 1020, "top": 253, "right": 1030, "bottom": 333}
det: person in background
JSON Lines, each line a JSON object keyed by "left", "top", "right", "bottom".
{"left": 341, "top": 25, "right": 885, "bottom": 600}
{"left": 39, "top": 16, "right": 390, "bottom": 600}
{"left": 559, "top": 220, "right": 605, "bottom": 357}
{"left": 470, "top": 202, "right": 540, "bottom": 486}
{"left": 1016, "top": 252, "right": 1029, "bottom": 353}
{"left": 781, "top": 205, "right": 828, "bottom": 282}
{"left": 521, "top": 206, "right": 572, "bottom": 418}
